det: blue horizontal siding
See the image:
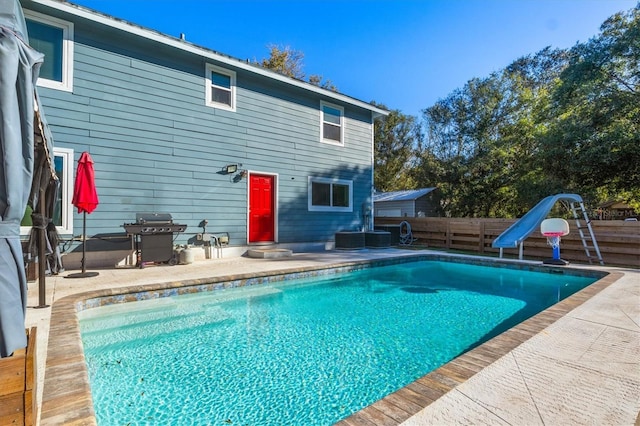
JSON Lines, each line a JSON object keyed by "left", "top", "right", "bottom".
{"left": 28, "top": 3, "right": 375, "bottom": 247}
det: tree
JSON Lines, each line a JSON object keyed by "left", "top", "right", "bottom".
{"left": 258, "top": 44, "right": 305, "bottom": 79}
{"left": 420, "top": 74, "right": 516, "bottom": 217}
{"left": 372, "top": 103, "right": 421, "bottom": 192}
{"left": 257, "top": 44, "right": 338, "bottom": 90}
{"left": 500, "top": 48, "right": 571, "bottom": 214}
{"left": 308, "top": 74, "right": 337, "bottom": 91}
{"left": 540, "top": 5, "right": 640, "bottom": 208}
{"left": 416, "top": 3, "right": 639, "bottom": 218}
{"left": 419, "top": 48, "right": 570, "bottom": 217}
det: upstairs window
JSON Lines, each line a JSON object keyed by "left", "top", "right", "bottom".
{"left": 308, "top": 177, "right": 352, "bottom": 212}
{"left": 24, "top": 10, "right": 73, "bottom": 92}
{"left": 320, "top": 101, "right": 344, "bottom": 146}
{"left": 206, "top": 64, "right": 236, "bottom": 111}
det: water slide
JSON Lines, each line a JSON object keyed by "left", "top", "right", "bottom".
{"left": 492, "top": 193, "right": 583, "bottom": 249}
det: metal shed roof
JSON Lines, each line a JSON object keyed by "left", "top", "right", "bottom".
{"left": 373, "top": 188, "right": 436, "bottom": 202}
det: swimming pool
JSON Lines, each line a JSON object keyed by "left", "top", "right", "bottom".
{"left": 78, "top": 258, "right": 598, "bottom": 425}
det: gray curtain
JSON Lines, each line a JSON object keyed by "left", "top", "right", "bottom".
{"left": 0, "top": 0, "right": 44, "bottom": 357}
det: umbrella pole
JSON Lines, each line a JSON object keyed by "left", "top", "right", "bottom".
{"left": 37, "top": 187, "right": 48, "bottom": 308}
{"left": 81, "top": 212, "right": 87, "bottom": 274}
{"left": 66, "top": 151, "right": 99, "bottom": 279}
{"left": 66, "top": 211, "right": 99, "bottom": 279}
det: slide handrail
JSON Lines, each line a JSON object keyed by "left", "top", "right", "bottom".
{"left": 491, "top": 194, "right": 583, "bottom": 249}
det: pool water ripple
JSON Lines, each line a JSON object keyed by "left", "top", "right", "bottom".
{"left": 79, "top": 260, "right": 595, "bottom": 425}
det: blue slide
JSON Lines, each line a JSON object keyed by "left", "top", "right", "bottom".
{"left": 492, "top": 193, "right": 583, "bottom": 249}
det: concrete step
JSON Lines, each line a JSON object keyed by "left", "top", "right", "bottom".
{"left": 247, "top": 248, "right": 293, "bottom": 259}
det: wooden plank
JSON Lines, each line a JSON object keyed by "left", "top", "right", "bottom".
{"left": 366, "top": 400, "right": 412, "bottom": 424}
{"left": 0, "top": 349, "right": 26, "bottom": 396}
{"left": 437, "top": 364, "right": 478, "bottom": 383}
{"left": 25, "top": 332, "right": 33, "bottom": 425}
{"left": 0, "top": 392, "right": 24, "bottom": 426}
{"left": 374, "top": 217, "right": 639, "bottom": 266}
{"left": 24, "top": 390, "right": 33, "bottom": 426}
{"left": 382, "top": 391, "right": 425, "bottom": 414}
{"left": 335, "top": 413, "right": 378, "bottom": 426}
{"left": 393, "top": 386, "right": 435, "bottom": 407}
{"left": 405, "top": 380, "right": 446, "bottom": 402}
{"left": 26, "top": 327, "right": 36, "bottom": 392}
{"left": 0, "top": 329, "right": 37, "bottom": 426}
{"left": 350, "top": 406, "right": 399, "bottom": 426}
{"left": 450, "top": 243, "right": 479, "bottom": 251}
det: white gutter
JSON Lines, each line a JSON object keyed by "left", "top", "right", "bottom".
{"left": 370, "top": 110, "right": 376, "bottom": 231}
{"left": 31, "top": 0, "right": 389, "bottom": 117}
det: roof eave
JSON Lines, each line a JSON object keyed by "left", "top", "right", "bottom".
{"left": 31, "top": 0, "right": 389, "bottom": 116}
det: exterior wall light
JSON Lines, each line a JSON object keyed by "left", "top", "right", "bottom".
{"left": 223, "top": 164, "right": 238, "bottom": 174}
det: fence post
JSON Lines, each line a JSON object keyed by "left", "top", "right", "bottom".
{"left": 479, "top": 221, "right": 485, "bottom": 253}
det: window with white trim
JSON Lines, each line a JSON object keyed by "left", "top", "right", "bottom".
{"left": 24, "top": 10, "right": 74, "bottom": 92}
{"left": 308, "top": 177, "right": 352, "bottom": 212}
{"left": 320, "top": 101, "right": 344, "bottom": 145}
{"left": 205, "top": 64, "right": 236, "bottom": 111}
{"left": 21, "top": 147, "right": 74, "bottom": 235}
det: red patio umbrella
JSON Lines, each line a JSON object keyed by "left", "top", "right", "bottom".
{"left": 72, "top": 152, "right": 99, "bottom": 214}
{"left": 67, "top": 152, "right": 99, "bottom": 278}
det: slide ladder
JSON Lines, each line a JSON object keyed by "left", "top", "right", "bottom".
{"left": 492, "top": 193, "right": 605, "bottom": 265}
{"left": 568, "top": 201, "right": 605, "bottom": 265}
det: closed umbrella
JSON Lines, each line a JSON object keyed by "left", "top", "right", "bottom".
{"left": 25, "top": 99, "right": 61, "bottom": 308}
{"left": 0, "top": 0, "right": 45, "bottom": 357}
{"left": 67, "top": 152, "right": 99, "bottom": 278}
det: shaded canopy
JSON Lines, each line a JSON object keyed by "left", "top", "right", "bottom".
{"left": 0, "top": 0, "right": 56, "bottom": 357}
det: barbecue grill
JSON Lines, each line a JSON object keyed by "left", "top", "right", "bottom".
{"left": 123, "top": 213, "right": 187, "bottom": 267}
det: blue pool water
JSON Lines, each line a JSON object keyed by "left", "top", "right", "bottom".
{"left": 79, "top": 260, "right": 596, "bottom": 425}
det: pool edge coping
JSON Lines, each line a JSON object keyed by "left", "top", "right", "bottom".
{"left": 38, "top": 253, "right": 621, "bottom": 425}
{"left": 336, "top": 268, "right": 625, "bottom": 425}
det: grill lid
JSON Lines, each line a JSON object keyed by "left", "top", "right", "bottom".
{"left": 136, "top": 212, "right": 173, "bottom": 224}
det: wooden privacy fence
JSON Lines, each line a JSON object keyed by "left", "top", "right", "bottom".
{"left": 374, "top": 217, "right": 640, "bottom": 267}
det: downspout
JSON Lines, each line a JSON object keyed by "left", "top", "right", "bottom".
{"left": 369, "top": 110, "right": 375, "bottom": 232}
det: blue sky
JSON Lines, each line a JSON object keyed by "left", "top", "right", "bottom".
{"left": 71, "top": 0, "right": 636, "bottom": 117}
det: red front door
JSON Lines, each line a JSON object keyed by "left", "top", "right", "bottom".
{"left": 249, "top": 174, "right": 275, "bottom": 243}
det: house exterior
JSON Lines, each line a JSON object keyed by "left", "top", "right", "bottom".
{"left": 19, "top": 0, "right": 387, "bottom": 267}
{"left": 373, "top": 188, "right": 439, "bottom": 218}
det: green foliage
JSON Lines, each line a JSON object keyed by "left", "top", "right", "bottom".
{"left": 373, "top": 102, "right": 421, "bottom": 192}
{"left": 308, "top": 74, "right": 337, "bottom": 91}
{"left": 257, "top": 44, "right": 337, "bottom": 90}
{"left": 258, "top": 44, "right": 305, "bottom": 79}
{"left": 257, "top": 8, "right": 639, "bottom": 218}
{"left": 377, "top": 4, "right": 639, "bottom": 218}
{"left": 540, "top": 5, "right": 640, "bottom": 206}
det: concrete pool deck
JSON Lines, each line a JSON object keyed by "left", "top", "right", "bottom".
{"left": 24, "top": 249, "right": 639, "bottom": 425}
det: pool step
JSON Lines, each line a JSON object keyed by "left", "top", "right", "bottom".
{"left": 247, "top": 248, "right": 293, "bottom": 259}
